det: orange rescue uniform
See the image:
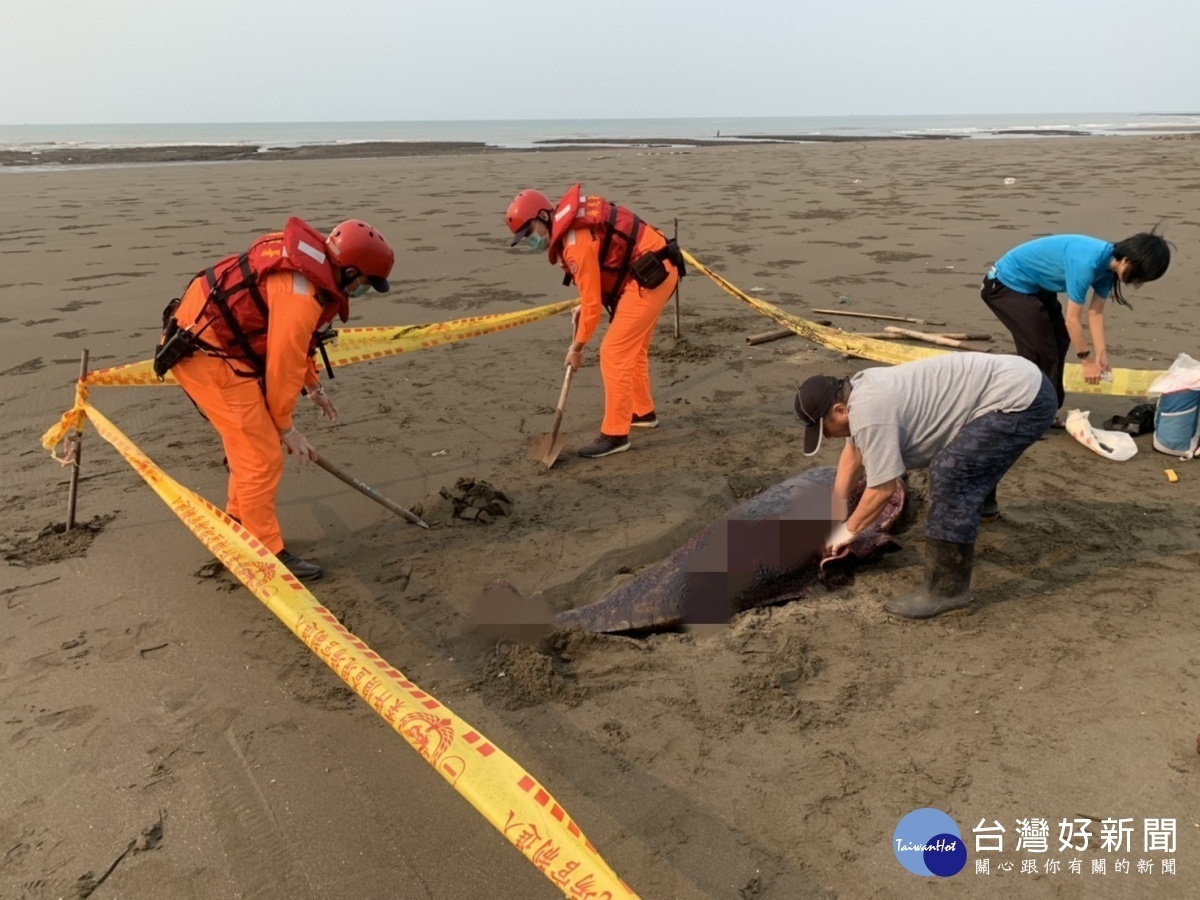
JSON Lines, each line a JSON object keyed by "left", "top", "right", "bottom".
{"left": 172, "top": 270, "right": 326, "bottom": 553}
{"left": 563, "top": 226, "right": 679, "bottom": 436}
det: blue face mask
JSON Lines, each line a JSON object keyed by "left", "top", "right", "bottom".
{"left": 527, "top": 233, "right": 549, "bottom": 252}
{"left": 349, "top": 283, "right": 371, "bottom": 298}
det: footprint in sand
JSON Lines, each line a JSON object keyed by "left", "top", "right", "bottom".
{"left": 0, "top": 358, "right": 45, "bottom": 375}
{"left": 68, "top": 272, "right": 150, "bottom": 282}
{"left": 35, "top": 704, "right": 97, "bottom": 730}
{"left": 864, "top": 250, "right": 931, "bottom": 263}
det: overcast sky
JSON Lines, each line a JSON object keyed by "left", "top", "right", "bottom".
{"left": 3, "top": 0, "right": 1198, "bottom": 123}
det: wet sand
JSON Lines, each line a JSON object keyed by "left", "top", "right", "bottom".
{"left": 0, "top": 132, "right": 976, "bottom": 170}
{"left": 2, "top": 135, "right": 1199, "bottom": 899}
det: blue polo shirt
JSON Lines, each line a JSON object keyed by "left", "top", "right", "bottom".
{"left": 990, "top": 235, "right": 1115, "bottom": 305}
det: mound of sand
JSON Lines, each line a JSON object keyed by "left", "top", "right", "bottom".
{"left": 3, "top": 514, "right": 115, "bottom": 567}
{"left": 410, "top": 477, "right": 512, "bottom": 526}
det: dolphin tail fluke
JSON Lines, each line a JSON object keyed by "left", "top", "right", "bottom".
{"left": 472, "top": 580, "right": 553, "bottom": 642}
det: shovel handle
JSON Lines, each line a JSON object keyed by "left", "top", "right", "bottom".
{"left": 548, "top": 366, "right": 574, "bottom": 435}
{"left": 555, "top": 365, "right": 574, "bottom": 411}
{"left": 315, "top": 454, "right": 430, "bottom": 529}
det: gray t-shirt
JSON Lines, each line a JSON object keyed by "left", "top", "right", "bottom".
{"left": 848, "top": 352, "right": 1043, "bottom": 487}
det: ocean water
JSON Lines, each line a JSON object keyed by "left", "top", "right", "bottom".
{"left": 1, "top": 113, "right": 1198, "bottom": 153}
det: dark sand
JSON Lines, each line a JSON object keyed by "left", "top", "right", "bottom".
{"left": 2, "top": 135, "right": 1199, "bottom": 899}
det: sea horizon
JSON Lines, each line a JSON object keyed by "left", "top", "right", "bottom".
{"left": 3, "top": 111, "right": 1199, "bottom": 154}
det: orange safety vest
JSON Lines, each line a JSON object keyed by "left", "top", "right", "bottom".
{"left": 172, "top": 217, "right": 349, "bottom": 376}
{"left": 547, "top": 184, "right": 650, "bottom": 314}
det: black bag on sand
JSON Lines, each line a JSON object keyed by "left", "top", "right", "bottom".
{"left": 1103, "top": 403, "right": 1156, "bottom": 436}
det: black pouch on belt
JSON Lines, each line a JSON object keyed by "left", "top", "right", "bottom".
{"left": 153, "top": 297, "right": 198, "bottom": 380}
{"left": 629, "top": 249, "right": 669, "bottom": 290}
{"left": 664, "top": 238, "right": 686, "bottom": 277}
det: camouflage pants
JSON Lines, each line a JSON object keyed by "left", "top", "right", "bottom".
{"left": 926, "top": 375, "right": 1057, "bottom": 544}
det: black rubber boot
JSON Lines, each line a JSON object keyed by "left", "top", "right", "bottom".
{"left": 885, "top": 538, "right": 974, "bottom": 619}
{"left": 578, "top": 433, "right": 631, "bottom": 458}
{"left": 981, "top": 486, "right": 1000, "bottom": 522}
{"left": 278, "top": 548, "right": 323, "bottom": 582}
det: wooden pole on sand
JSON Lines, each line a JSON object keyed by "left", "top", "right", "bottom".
{"left": 66, "top": 348, "right": 89, "bottom": 531}
{"left": 882, "top": 326, "right": 991, "bottom": 351}
{"left": 745, "top": 328, "right": 797, "bottom": 346}
{"left": 812, "top": 308, "right": 946, "bottom": 327}
{"left": 854, "top": 331, "right": 992, "bottom": 342}
{"left": 672, "top": 218, "right": 681, "bottom": 339}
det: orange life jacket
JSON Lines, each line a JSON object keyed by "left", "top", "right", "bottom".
{"left": 174, "top": 217, "right": 348, "bottom": 375}
{"left": 547, "top": 184, "right": 650, "bottom": 314}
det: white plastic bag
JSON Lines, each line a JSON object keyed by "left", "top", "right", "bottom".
{"left": 1147, "top": 353, "right": 1200, "bottom": 399}
{"left": 1065, "top": 409, "right": 1138, "bottom": 461}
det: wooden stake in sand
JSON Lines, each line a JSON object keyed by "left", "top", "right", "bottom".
{"left": 813, "top": 308, "right": 947, "bottom": 327}
{"left": 66, "top": 348, "right": 89, "bottom": 531}
{"left": 672, "top": 218, "right": 681, "bottom": 339}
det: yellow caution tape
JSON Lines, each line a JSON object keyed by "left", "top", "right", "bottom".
{"left": 42, "top": 299, "right": 579, "bottom": 454}
{"left": 40, "top": 380, "right": 90, "bottom": 461}
{"left": 83, "top": 299, "right": 579, "bottom": 388}
{"left": 76, "top": 398, "right": 635, "bottom": 899}
{"left": 682, "top": 250, "right": 1167, "bottom": 398}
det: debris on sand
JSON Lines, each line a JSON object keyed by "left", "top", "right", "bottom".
{"left": 411, "top": 477, "right": 512, "bottom": 526}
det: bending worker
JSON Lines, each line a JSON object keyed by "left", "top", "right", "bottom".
{"left": 795, "top": 352, "right": 1056, "bottom": 619}
{"left": 153, "top": 218, "right": 395, "bottom": 581}
{"left": 507, "top": 184, "right": 684, "bottom": 459}
{"left": 981, "top": 230, "right": 1171, "bottom": 415}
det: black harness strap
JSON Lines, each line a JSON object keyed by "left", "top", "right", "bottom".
{"left": 612, "top": 214, "right": 643, "bottom": 288}
{"left": 204, "top": 259, "right": 267, "bottom": 375}
{"left": 596, "top": 204, "right": 619, "bottom": 307}
{"left": 239, "top": 254, "right": 270, "bottom": 320}
{"left": 598, "top": 205, "right": 644, "bottom": 312}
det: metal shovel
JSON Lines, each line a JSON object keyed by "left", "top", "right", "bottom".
{"left": 314, "top": 453, "right": 430, "bottom": 529}
{"left": 527, "top": 365, "right": 574, "bottom": 469}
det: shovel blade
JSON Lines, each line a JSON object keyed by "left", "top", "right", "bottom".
{"left": 527, "top": 431, "right": 568, "bottom": 468}
{"left": 527, "top": 433, "right": 552, "bottom": 461}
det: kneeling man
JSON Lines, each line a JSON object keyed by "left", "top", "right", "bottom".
{"left": 795, "top": 352, "right": 1056, "bottom": 619}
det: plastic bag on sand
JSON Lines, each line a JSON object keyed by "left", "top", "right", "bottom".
{"left": 1148, "top": 353, "right": 1200, "bottom": 399}
{"left": 1065, "top": 410, "right": 1138, "bottom": 461}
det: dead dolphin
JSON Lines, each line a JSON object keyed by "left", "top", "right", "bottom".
{"left": 480, "top": 466, "right": 906, "bottom": 635}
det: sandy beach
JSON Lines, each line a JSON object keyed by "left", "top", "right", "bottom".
{"left": 2, "top": 135, "right": 1199, "bottom": 899}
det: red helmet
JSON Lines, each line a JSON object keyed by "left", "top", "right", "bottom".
{"left": 326, "top": 220, "right": 394, "bottom": 292}
{"left": 506, "top": 189, "right": 553, "bottom": 244}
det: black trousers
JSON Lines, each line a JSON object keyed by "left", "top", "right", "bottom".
{"left": 981, "top": 277, "right": 1070, "bottom": 408}
{"left": 927, "top": 375, "right": 1057, "bottom": 543}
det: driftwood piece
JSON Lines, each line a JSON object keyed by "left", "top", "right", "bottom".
{"left": 854, "top": 331, "right": 992, "bottom": 342}
{"left": 745, "top": 328, "right": 798, "bottom": 346}
{"left": 882, "top": 326, "right": 992, "bottom": 352}
{"left": 812, "top": 308, "right": 947, "bottom": 326}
